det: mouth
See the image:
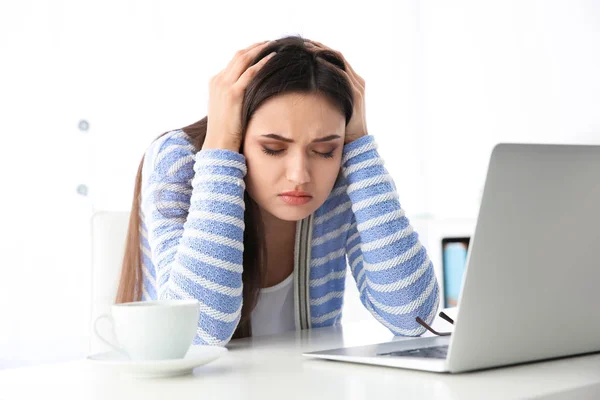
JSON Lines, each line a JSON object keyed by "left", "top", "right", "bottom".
{"left": 279, "top": 191, "right": 313, "bottom": 198}
{"left": 278, "top": 191, "right": 313, "bottom": 205}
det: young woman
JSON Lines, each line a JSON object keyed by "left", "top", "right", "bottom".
{"left": 116, "top": 36, "right": 440, "bottom": 345}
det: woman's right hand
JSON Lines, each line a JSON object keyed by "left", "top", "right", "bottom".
{"left": 203, "top": 40, "right": 276, "bottom": 152}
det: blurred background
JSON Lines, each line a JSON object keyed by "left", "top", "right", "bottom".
{"left": 1, "top": 0, "right": 599, "bottom": 368}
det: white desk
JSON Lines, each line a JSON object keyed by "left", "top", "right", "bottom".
{"left": 2, "top": 309, "right": 600, "bottom": 400}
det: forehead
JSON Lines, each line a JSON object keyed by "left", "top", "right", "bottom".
{"left": 246, "top": 92, "right": 345, "bottom": 138}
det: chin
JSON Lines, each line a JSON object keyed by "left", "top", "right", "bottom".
{"left": 267, "top": 205, "right": 316, "bottom": 222}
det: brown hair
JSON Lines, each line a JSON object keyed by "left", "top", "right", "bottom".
{"left": 115, "top": 35, "right": 354, "bottom": 339}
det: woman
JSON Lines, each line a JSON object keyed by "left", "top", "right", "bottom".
{"left": 116, "top": 36, "right": 440, "bottom": 346}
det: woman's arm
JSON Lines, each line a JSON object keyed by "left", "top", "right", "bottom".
{"left": 141, "top": 131, "right": 246, "bottom": 346}
{"left": 342, "top": 135, "right": 440, "bottom": 336}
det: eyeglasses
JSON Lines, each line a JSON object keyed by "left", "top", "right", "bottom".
{"left": 415, "top": 311, "right": 455, "bottom": 336}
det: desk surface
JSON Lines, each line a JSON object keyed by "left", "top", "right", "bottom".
{"left": 2, "top": 309, "right": 600, "bottom": 400}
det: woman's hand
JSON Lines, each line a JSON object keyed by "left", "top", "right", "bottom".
{"left": 306, "top": 40, "right": 368, "bottom": 145}
{"left": 204, "top": 41, "right": 276, "bottom": 152}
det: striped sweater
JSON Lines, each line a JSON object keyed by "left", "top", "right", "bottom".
{"left": 139, "top": 129, "right": 440, "bottom": 346}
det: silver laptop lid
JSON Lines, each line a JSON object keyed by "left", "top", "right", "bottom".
{"left": 448, "top": 143, "right": 600, "bottom": 373}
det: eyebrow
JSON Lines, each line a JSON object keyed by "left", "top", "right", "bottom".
{"left": 260, "top": 134, "right": 341, "bottom": 143}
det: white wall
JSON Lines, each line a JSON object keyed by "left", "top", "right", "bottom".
{"left": 1, "top": 0, "right": 599, "bottom": 367}
{"left": 420, "top": 0, "right": 600, "bottom": 220}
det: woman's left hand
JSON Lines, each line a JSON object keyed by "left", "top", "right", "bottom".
{"left": 306, "top": 40, "right": 368, "bottom": 145}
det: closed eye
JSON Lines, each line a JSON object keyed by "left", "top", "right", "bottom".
{"left": 261, "top": 147, "right": 335, "bottom": 159}
{"left": 316, "top": 151, "right": 335, "bottom": 159}
{"left": 261, "top": 147, "right": 284, "bottom": 156}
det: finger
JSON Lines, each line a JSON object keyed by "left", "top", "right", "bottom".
{"left": 305, "top": 39, "right": 365, "bottom": 88}
{"left": 307, "top": 40, "right": 361, "bottom": 78}
{"left": 226, "top": 40, "right": 270, "bottom": 72}
{"left": 225, "top": 41, "right": 273, "bottom": 82}
{"left": 244, "top": 40, "right": 270, "bottom": 51}
{"left": 307, "top": 39, "right": 327, "bottom": 49}
{"left": 347, "top": 65, "right": 365, "bottom": 90}
{"left": 234, "top": 51, "right": 277, "bottom": 90}
{"left": 341, "top": 67, "right": 364, "bottom": 95}
{"left": 308, "top": 40, "right": 345, "bottom": 63}
{"left": 224, "top": 41, "right": 268, "bottom": 71}
{"left": 343, "top": 59, "right": 364, "bottom": 87}
{"left": 223, "top": 40, "right": 270, "bottom": 73}
{"left": 237, "top": 40, "right": 270, "bottom": 56}
{"left": 332, "top": 57, "right": 362, "bottom": 89}
{"left": 318, "top": 56, "right": 363, "bottom": 95}
{"left": 238, "top": 40, "right": 271, "bottom": 57}
{"left": 304, "top": 40, "right": 318, "bottom": 49}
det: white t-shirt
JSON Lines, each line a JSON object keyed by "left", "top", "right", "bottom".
{"left": 250, "top": 273, "right": 295, "bottom": 337}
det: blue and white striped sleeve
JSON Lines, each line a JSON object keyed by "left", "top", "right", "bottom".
{"left": 141, "top": 134, "right": 247, "bottom": 346}
{"left": 342, "top": 135, "right": 440, "bottom": 336}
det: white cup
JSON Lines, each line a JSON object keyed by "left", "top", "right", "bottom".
{"left": 94, "top": 300, "right": 201, "bottom": 361}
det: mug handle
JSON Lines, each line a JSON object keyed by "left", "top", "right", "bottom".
{"left": 93, "top": 313, "right": 128, "bottom": 357}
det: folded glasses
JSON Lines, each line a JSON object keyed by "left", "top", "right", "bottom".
{"left": 416, "top": 311, "right": 455, "bottom": 336}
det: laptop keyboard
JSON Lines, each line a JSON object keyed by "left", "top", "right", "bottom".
{"left": 379, "top": 345, "right": 449, "bottom": 359}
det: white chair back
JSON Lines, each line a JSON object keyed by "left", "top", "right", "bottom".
{"left": 90, "top": 211, "right": 130, "bottom": 354}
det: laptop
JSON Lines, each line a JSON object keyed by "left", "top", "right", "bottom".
{"left": 304, "top": 143, "right": 600, "bottom": 373}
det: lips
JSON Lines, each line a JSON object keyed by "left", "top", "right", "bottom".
{"left": 279, "top": 191, "right": 313, "bottom": 198}
{"left": 278, "top": 191, "right": 313, "bottom": 206}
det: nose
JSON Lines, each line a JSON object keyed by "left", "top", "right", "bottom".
{"left": 285, "top": 152, "right": 311, "bottom": 185}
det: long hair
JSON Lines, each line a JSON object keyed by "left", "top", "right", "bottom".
{"left": 115, "top": 35, "right": 354, "bottom": 339}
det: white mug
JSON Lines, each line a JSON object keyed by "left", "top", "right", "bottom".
{"left": 94, "top": 299, "right": 200, "bottom": 361}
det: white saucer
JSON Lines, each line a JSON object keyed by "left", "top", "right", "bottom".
{"left": 86, "top": 345, "right": 228, "bottom": 378}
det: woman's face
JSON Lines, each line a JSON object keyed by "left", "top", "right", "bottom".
{"left": 243, "top": 92, "right": 346, "bottom": 222}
